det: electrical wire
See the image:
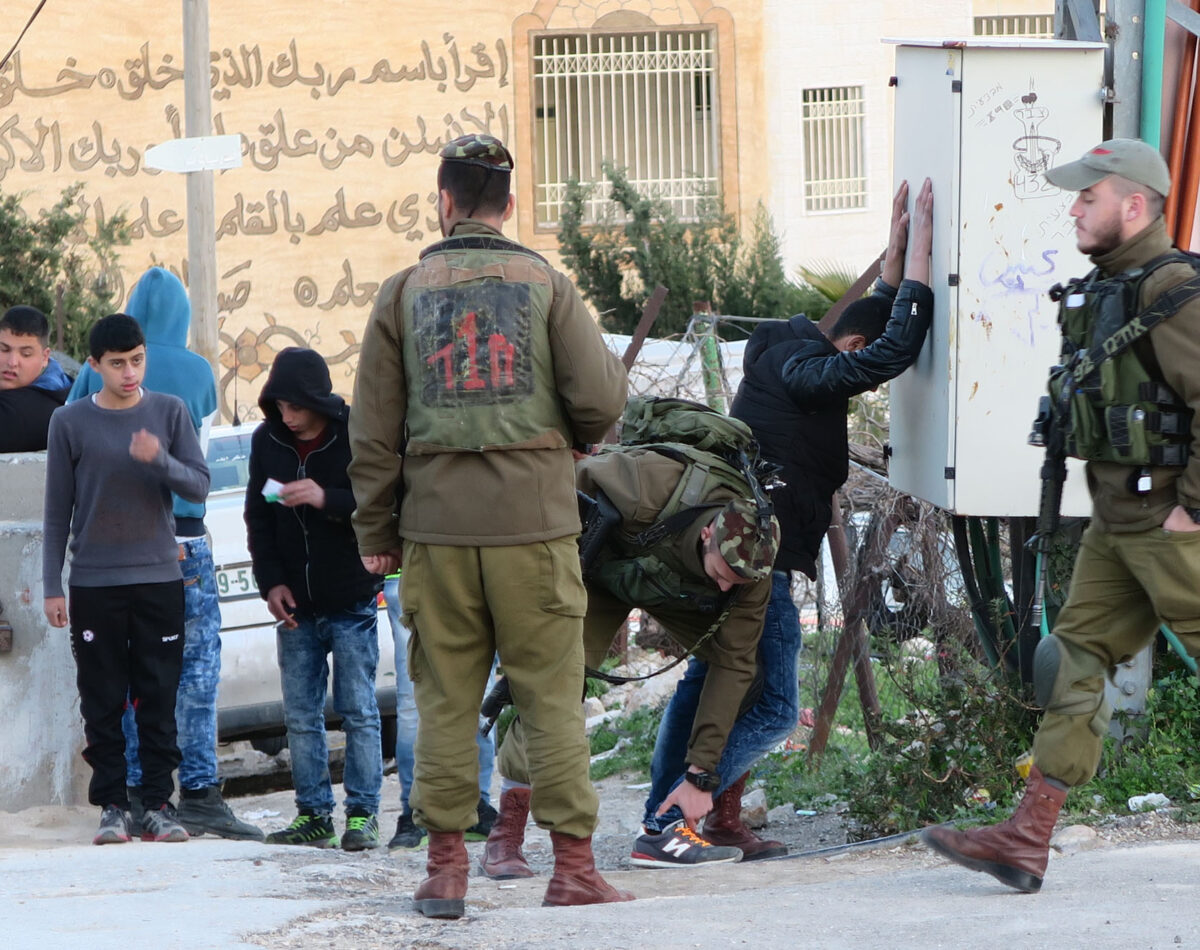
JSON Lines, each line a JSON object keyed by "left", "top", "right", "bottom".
{"left": 0, "top": 0, "right": 49, "bottom": 73}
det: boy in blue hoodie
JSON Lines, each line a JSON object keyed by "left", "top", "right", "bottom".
{"left": 69, "top": 268, "right": 263, "bottom": 841}
{"left": 0, "top": 306, "right": 72, "bottom": 452}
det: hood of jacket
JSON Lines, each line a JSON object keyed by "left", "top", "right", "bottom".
{"left": 30, "top": 356, "right": 72, "bottom": 394}
{"left": 258, "top": 347, "right": 348, "bottom": 426}
{"left": 127, "top": 266, "right": 191, "bottom": 346}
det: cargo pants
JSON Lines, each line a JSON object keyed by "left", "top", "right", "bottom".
{"left": 401, "top": 536, "right": 598, "bottom": 839}
{"left": 1034, "top": 521, "right": 1200, "bottom": 786}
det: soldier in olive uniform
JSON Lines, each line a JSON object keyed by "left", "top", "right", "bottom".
{"left": 348, "top": 134, "right": 630, "bottom": 917}
{"left": 924, "top": 139, "right": 1200, "bottom": 893}
{"left": 482, "top": 445, "right": 780, "bottom": 875}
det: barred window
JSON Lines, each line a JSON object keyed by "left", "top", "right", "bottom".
{"left": 532, "top": 29, "right": 720, "bottom": 226}
{"left": 973, "top": 13, "right": 1055, "bottom": 37}
{"left": 801, "top": 86, "right": 867, "bottom": 213}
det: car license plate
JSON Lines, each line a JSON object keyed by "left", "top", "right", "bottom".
{"left": 215, "top": 563, "right": 259, "bottom": 601}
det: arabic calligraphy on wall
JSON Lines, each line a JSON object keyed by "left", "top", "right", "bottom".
{"left": 0, "top": 21, "right": 516, "bottom": 421}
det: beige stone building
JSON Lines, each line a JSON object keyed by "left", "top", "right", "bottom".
{"left": 0, "top": 1, "right": 1050, "bottom": 420}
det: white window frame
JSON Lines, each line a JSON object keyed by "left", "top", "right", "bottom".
{"left": 532, "top": 28, "right": 721, "bottom": 227}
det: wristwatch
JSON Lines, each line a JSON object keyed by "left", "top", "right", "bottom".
{"left": 683, "top": 769, "right": 721, "bottom": 793}
{"left": 1184, "top": 506, "right": 1200, "bottom": 525}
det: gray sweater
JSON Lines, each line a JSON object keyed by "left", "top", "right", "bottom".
{"left": 42, "top": 391, "right": 210, "bottom": 598}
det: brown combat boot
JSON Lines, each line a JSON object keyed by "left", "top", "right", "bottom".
{"left": 702, "top": 772, "right": 788, "bottom": 860}
{"left": 413, "top": 830, "right": 469, "bottom": 918}
{"left": 921, "top": 765, "right": 1068, "bottom": 893}
{"left": 480, "top": 787, "right": 537, "bottom": 879}
{"left": 543, "top": 832, "right": 636, "bottom": 907}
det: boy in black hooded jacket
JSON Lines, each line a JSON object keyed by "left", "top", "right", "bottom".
{"left": 245, "top": 347, "right": 384, "bottom": 851}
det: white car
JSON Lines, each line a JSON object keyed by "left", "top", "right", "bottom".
{"left": 205, "top": 424, "right": 397, "bottom": 755}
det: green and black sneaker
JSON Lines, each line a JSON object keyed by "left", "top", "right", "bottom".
{"left": 341, "top": 810, "right": 380, "bottom": 852}
{"left": 266, "top": 811, "right": 339, "bottom": 848}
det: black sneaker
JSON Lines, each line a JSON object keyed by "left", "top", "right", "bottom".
{"left": 93, "top": 805, "right": 132, "bottom": 845}
{"left": 342, "top": 810, "right": 380, "bottom": 852}
{"left": 127, "top": 786, "right": 145, "bottom": 826}
{"left": 464, "top": 797, "right": 498, "bottom": 842}
{"left": 177, "top": 785, "right": 265, "bottom": 841}
{"left": 388, "top": 812, "right": 427, "bottom": 851}
{"left": 266, "top": 812, "right": 338, "bottom": 848}
{"left": 140, "top": 803, "right": 189, "bottom": 843}
{"left": 629, "top": 819, "right": 743, "bottom": 869}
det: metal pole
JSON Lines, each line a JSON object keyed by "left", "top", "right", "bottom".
{"left": 182, "top": 0, "right": 220, "bottom": 379}
{"left": 1111, "top": 0, "right": 1148, "bottom": 140}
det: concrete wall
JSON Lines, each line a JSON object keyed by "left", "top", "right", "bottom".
{"left": 0, "top": 453, "right": 89, "bottom": 809}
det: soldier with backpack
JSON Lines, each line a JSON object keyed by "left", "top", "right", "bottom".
{"left": 482, "top": 399, "right": 782, "bottom": 872}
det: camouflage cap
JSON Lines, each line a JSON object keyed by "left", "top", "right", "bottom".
{"left": 440, "top": 134, "right": 515, "bottom": 172}
{"left": 710, "top": 499, "right": 781, "bottom": 581}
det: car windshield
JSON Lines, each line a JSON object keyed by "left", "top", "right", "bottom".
{"left": 207, "top": 430, "right": 254, "bottom": 493}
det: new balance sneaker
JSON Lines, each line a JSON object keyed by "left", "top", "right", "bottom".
{"left": 464, "top": 796, "right": 498, "bottom": 842}
{"left": 177, "top": 785, "right": 266, "bottom": 841}
{"left": 140, "top": 803, "right": 189, "bottom": 843}
{"left": 388, "top": 811, "right": 427, "bottom": 851}
{"left": 266, "top": 812, "right": 339, "bottom": 848}
{"left": 341, "top": 810, "right": 380, "bottom": 852}
{"left": 93, "top": 805, "right": 132, "bottom": 845}
{"left": 629, "top": 819, "right": 743, "bottom": 868}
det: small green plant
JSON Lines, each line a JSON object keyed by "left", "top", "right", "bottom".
{"left": 589, "top": 705, "right": 663, "bottom": 782}
{"left": 557, "top": 165, "right": 829, "bottom": 338}
{"left": 1085, "top": 656, "right": 1200, "bottom": 813}
{"left": 0, "top": 182, "right": 130, "bottom": 362}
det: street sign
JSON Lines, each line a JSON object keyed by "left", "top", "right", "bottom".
{"left": 144, "top": 134, "right": 243, "bottom": 173}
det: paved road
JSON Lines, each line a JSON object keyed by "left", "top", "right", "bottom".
{"left": 1, "top": 823, "right": 1196, "bottom": 950}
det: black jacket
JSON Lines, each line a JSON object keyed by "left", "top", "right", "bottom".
{"left": 730, "top": 279, "right": 933, "bottom": 578}
{"left": 244, "top": 347, "right": 381, "bottom": 615}
{"left": 0, "top": 381, "right": 70, "bottom": 452}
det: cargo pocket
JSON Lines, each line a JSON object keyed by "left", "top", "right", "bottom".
{"left": 1149, "top": 528, "right": 1200, "bottom": 634}
{"left": 539, "top": 540, "right": 587, "bottom": 618}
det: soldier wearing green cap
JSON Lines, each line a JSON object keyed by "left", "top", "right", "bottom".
{"left": 482, "top": 444, "right": 780, "bottom": 875}
{"left": 348, "top": 133, "right": 630, "bottom": 917}
{"left": 924, "top": 138, "right": 1200, "bottom": 894}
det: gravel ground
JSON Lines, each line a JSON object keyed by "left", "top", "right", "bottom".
{"left": 234, "top": 768, "right": 1200, "bottom": 949}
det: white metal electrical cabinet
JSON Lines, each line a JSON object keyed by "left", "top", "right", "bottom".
{"left": 887, "top": 39, "right": 1105, "bottom": 517}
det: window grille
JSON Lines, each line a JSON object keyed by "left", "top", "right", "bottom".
{"left": 532, "top": 29, "right": 720, "bottom": 226}
{"left": 973, "top": 13, "right": 1056, "bottom": 37}
{"left": 801, "top": 86, "right": 867, "bottom": 213}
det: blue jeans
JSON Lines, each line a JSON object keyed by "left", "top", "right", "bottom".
{"left": 124, "top": 537, "right": 222, "bottom": 790}
{"left": 386, "top": 574, "right": 495, "bottom": 813}
{"left": 643, "top": 570, "right": 802, "bottom": 832}
{"left": 277, "top": 597, "right": 383, "bottom": 815}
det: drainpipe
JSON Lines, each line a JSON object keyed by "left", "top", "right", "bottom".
{"left": 1142, "top": 0, "right": 1168, "bottom": 145}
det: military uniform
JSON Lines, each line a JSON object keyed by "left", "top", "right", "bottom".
{"left": 498, "top": 447, "right": 777, "bottom": 783}
{"left": 1033, "top": 214, "right": 1200, "bottom": 786}
{"left": 348, "top": 178, "right": 627, "bottom": 837}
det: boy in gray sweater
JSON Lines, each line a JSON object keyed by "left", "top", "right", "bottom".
{"left": 43, "top": 314, "right": 210, "bottom": 845}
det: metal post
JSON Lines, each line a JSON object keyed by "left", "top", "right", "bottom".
{"left": 182, "top": 0, "right": 219, "bottom": 378}
{"left": 1110, "top": 0, "right": 1148, "bottom": 140}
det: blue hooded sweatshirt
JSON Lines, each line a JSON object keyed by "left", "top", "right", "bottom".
{"left": 68, "top": 267, "right": 218, "bottom": 533}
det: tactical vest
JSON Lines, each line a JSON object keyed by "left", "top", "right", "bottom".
{"left": 1049, "top": 252, "right": 1196, "bottom": 467}
{"left": 400, "top": 236, "right": 571, "bottom": 454}
{"left": 586, "top": 443, "right": 752, "bottom": 613}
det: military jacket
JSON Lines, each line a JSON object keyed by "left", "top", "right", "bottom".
{"left": 349, "top": 220, "right": 627, "bottom": 548}
{"left": 1073, "top": 219, "right": 1200, "bottom": 531}
{"left": 577, "top": 448, "right": 770, "bottom": 772}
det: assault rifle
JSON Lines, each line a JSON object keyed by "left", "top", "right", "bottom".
{"left": 1026, "top": 388, "right": 1068, "bottom": 632}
